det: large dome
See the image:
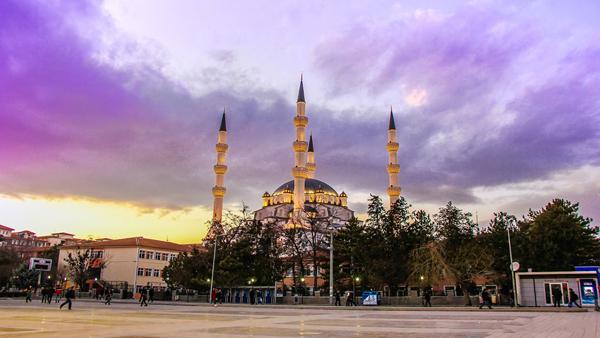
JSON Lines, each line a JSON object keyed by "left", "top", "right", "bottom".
{"left": 273, "top": 178, "right": 338, "bottom": 196}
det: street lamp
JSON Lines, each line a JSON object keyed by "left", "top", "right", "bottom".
{"left": 326, "top": 226, "right": 335, "bottom": 305}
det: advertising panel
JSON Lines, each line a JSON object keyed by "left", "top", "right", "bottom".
{"left": 579, "top": 279, "right": 597, "bottom": 306}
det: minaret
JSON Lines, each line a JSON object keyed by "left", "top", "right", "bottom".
{"left": 212, "top": 110, "right": 228, "bottom": 223}
{"left": 292, "top": 76, "right": 308, "bottom": 220}
{"left": 386, "top": 107, "right": 401, "bottom": 207}
{"left": 306, "top": 134, "right": 316, "bottom": 179}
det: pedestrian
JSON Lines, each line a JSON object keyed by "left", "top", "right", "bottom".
{"left": 139, "top": 286, "right": 148, "bottom": 307}
{"left": 346, "top": 291, "right": 355, "bottom": 306}
{"left": 424, "top": 288, "right": 432, "bottom": 307}
{"left": 47, "top": 286, "right": 55, "bottom": 304}
{"left": 479, "top": 288, "right": 492, "bottom": 309}
{"left": 59, "top": 287, "right": 75, "bottom": 310}
{"left": 55, "top": 288, "right": 62, "bottom": 303}
{"left": 217, "top": 288, "right": 223, "bottom": 304}
{"left": 104, "top": 287, "right": 112, "bottom": 305}
{"left": 552, "top": 287, "right": 562, "bottom": 307}
{"left": 40, "top": 287, "right": 47, "bottom": 303}
{"left": 257, "top": 289, "right": 262, "bottom": 304}
{"left": 211, "top": 288, "right": 217, "bottom": 304}
{"left": 568, "top": 288, "right": 581, "bottom": 308}
{"left": 25, "top": 287, "right": 32, "bottom": 303}
{"left": 148, "top": 287, "right": 154, "bottom": 303}
{"left": 250, "top": 288, "right": 256, "bottom": 305}
{"left": 334, "top": 290, "right": 341, "bottom": 306}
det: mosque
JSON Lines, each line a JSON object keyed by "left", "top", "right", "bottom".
{"left": 209, "top": 77, "right": 401, "bottom": 229}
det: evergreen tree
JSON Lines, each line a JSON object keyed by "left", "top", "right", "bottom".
{"left": 518, "top": 199, "right": 600, "bottom": 271}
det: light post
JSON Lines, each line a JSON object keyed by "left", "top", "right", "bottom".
{"left": 508, "top": 221, "right": 518, "bottom": 307}
{"left": 300, "top": 277, "right": 305, "bottom": 304}
{"left": 209, "top": 234, "right": 220, "bottom": 304}
{"left": 328, "top": 229, "right": 334, "bottom": 305}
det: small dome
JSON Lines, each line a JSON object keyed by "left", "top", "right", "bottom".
{"left": 262, "top": 192, "right": 271, "bottom": 197}
{"left": 340, "top": 191, "right": 347, "bottom": 197}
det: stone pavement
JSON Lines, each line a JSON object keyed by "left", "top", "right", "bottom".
{"left": 0, "top": 299, "right": 598, "bottom": 337}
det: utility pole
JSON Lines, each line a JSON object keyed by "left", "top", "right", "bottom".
{"left": 209, "top": 234, "right": 219, "bottom": 304}
{"left": 329, "top": 231, "right": 334, "bottom": 305}
{"left": 507, "top": 222, "right": 518, "bottom": 307}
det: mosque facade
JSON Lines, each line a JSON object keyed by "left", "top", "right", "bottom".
{"left": 210, "top": 77, "right": 400, "bottom": 229}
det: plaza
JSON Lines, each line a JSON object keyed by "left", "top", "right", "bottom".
{"left": 0, "top": 299, "right": 598, "bottom": 337}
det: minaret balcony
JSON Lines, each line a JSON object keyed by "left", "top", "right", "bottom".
{"left": 215, "top": 143, "right": 228, "bottom": 152}
{"left": 293, "top": 141, "right": 308, "bottom": 152}
{"left": 212, "top": 186, "right": 227, "bottom": 197}
{"left": 387, "top": 185, "right": 401, "bottom": 196}
{"left": 213, "top": 164, "right": 228, "bottom": 175}
{"left": 386, "top": 142, "right": 399, "bottom": 152}
{"left": 291, "top": 166, "right": 308, "bottom": 178}
{"left": 387, "top": 163, "right": 400, "bottom": 174}
{"left": 294, "top": 116, "right": 308, "bottom": 127}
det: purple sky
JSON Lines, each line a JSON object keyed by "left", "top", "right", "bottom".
{"left": 1, "top": 0, "right": 599, "bottom": 236}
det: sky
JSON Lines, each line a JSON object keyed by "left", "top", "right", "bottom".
{"left": 1, "top": 0, "right": 599, "bottom": 243}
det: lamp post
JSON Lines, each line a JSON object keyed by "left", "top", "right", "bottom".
{"left": 329, "top": 229, "right": 334, "bottom": 305}
{"left": 209, "top": 234, "right": 220, "bottom": 304}
{"left": 508, "top": 221, "right": 518, "bottom": 307}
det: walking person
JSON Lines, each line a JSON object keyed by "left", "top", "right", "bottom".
{"left": 552, "top": 287, "right": 562, "bottom": 307}
{"left": 423, "top": 288, "right": 432, "bottom": 307}
{"left": 55, "top": 288, "right": 62, "bottom": 303}
{"left": 334, "top": 290, "right": 341, "bottom": 306}
{"left": 479, "top": 288, "right": 492, "bottom": 309}
{"left": 148, "top": 287, "right": 154, "bottom": 303}
{"left": 25, "top": 287, "right": 32, "bottom": 303}
{"left": 257, "top": 289, "right": 263, "bottom": 304}
{"left": 40, "top": 287, "right": 47, "bottom": 304}
{"left": 568, "top": 288, "right": 581, "bottom": 308}
{"left": 59, "top": 287, "right": 75, "bottom": 310}
{"left": 139, "top": 286, "right": 148, "bottom": 307}
{"left": 250, "top": 288, "right": 256, "bottom": 305}
{"left": 104, "top": 287, "right": 112, "bottom": 305}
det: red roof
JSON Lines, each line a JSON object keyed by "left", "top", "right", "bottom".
{"left": 0, "top": 224, "right": 14, "bottom": 231}
{"left": 15, "top": 230, "right": 36, "bottom": 234}
{"left": 52, "top": 232, "right": 75, "bottom": 236}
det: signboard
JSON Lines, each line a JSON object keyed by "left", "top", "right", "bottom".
{"left": 362, "top": 291, "right": 379, "bottom": 306}
{"left": 29, "top": 258, "right": 52, "bottom": 271}
{"left": 579, "top": 279, "right": 597, "bottom": 306}
{"left": 511, "top": 261, "right": 520, "bottom": 272}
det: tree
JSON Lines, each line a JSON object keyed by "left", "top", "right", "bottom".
{"left": 63, "top": 249, "right": 104, "bottom": 291}
{"left": 518, "top": 199, "right": 600, "bottom": 271}
{"left": 12, "top": 263, "right": 39, "bottom": 290}
{"left": 478, "top": 212, "right": 518, "bottom": 291}
{"left": 0, "top": 247, "right": 20, "bottom": 288}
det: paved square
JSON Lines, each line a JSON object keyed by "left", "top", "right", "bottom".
{"left": 0, "top": 300, "right": 598, "bottom": 337}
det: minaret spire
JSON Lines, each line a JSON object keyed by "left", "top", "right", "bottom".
{"left": 386, "top": 107, "right": 401, "bottom": 207}
{"left": 212, "top": 109, "right": 228, "bottom": 224}
{"left": 292, "top": 75, "right": 308, "bottom": 221}
{"left": 306, "top": 133, "right": 316, "bottom": 179}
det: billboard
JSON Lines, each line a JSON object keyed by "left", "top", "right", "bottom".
{"left": 29, "top": 258, "right": 52, "bottom": 271}
{"left": 579, "top": 279, "right": 597, "bottom": 306}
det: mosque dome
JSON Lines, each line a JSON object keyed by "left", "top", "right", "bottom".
{"left": 272, "top": 178, "right": 338, "bottom": 196}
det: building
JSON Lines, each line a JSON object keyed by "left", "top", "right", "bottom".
{"left": 58, "top": 237, "right": 191, "bottom": 293}
{"left": 36, "top": 232, "right": 82, "bottom": 246}
{"left": 516, "top": 270, "right": 599, "bottom": 307}
{"left": 0, "top": 224, "right": 13, "bottom": 239}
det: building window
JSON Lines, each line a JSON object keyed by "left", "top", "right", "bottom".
{"left": 139, "top": 250, "right": 145, "bottom": 259}
{"left": 145, "top": 251, "right": 153, "bottom": 259}
{"left": 153, "top": 269, "right": 160, "bottom": 277}
{"left": 137, "top": 268, "right": 144, "bottom": 276}
{"left": 154, "top": 252, "right": 161, "bottom": 260}
{"left": 144, "top": 268, "right": 152, "bottom": 276}
{"left": 162, "top": 253, "right": 169, "bottom": 261}
{"left": 170, "top": 254, "right": 177, "bottom": 261}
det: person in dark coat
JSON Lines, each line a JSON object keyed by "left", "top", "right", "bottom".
{"left": 25, "top": 287, "right": 32, "bottom": 303}
{"left": 148, "top": 287, "right": 154, "bottom": 303}
{"left": 479, "top": 288, "right": 492, "bottom": 309}
{"left": 423, "top": 288, "right": 432, "bottom": 307}
{"left": 552, "top": 287, "right": 563, "bottom": 307}
{"left": 104, "top": 287, "right": 112, "bottom": 305}
{"left": 40, "top": 287, "right": 47, "bottom": 303}
{"left": 250, "top": 289, "right": 256, "bottom": 305}
{"left": 59, "top": 287, "right": 75, "bottom": 310}
{"left": 334, "top": 290, "right": 341, "bottom": 306}
{"left": 139, "top": 286, "right": 148, "bottom": 307}
{"left": 568, "top": 288, "right": 581, "bottom": 308}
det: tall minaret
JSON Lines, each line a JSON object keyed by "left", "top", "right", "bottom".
{"left": 292, "top": 76, "right": 308, "bottom": 220}
{"left": 306, "top": 134, "right": 316, "bottom": 179}
{"left": 212, "top": 110, "right": 228, "bottom": 224}
{"left": 386, "top": 107, "right": 401, "bottom": 207}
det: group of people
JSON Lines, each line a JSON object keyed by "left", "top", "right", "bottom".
{"left": 138, "top": 285, "right": 155, "bottom": 307}
{"left": 551, "top": 287, "right": 582, "bottom": 308}
{"left": 332, "top": 290, "right": 357, "bottom": 306}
